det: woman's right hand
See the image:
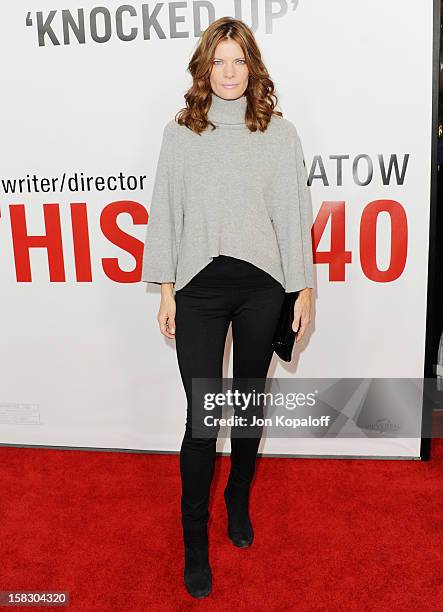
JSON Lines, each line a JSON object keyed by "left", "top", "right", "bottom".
{"left": 157, "top": 283, "right": 176, "bottom": 339}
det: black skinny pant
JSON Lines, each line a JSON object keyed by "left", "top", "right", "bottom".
{"left": 174, "top": 255, "right": 285, "bottom": 532}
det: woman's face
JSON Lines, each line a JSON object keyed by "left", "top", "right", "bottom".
{"left": 209, "top": 38, "right": 249, "bottom": 100}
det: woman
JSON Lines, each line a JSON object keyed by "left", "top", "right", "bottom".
{"left": 141, "top": 17, "right": 314, "bottom": 599}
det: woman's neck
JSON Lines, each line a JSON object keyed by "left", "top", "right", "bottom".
{"left": 207, "top": 91, "right": 247, "bottom": 127}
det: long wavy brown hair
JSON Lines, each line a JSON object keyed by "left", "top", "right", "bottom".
{"left": 175, "top": 17, "right": 282, "bottom": 135}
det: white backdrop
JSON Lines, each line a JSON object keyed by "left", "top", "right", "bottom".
{"left": 0, "top": 1, "right": 434, "bottom": 457}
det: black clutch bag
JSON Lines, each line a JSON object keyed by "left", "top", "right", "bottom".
{"left": 272, "top": 291, "right": 299, "bottom": 362}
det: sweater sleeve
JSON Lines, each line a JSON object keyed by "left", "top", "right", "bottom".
{"left": 268, "top": 122, "right": 315, "bottom": 292}
{"left": 141, "top": 121, "right": 183, "bottom": 285}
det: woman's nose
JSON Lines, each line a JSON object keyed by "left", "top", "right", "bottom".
{"left": 224, "top": 65, "right": 235, "bottom": 77}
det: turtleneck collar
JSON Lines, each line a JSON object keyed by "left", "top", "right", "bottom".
{"left": 207, "top": 91, "right": 247, "bottom": 127}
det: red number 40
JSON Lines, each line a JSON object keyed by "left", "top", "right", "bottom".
{"left": 312, "top": 200, "right": 408, "bottom": 282}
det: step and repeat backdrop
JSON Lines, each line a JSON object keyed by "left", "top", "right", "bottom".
{"left": 0, "top": 1, "right": 435, "bottom": 457}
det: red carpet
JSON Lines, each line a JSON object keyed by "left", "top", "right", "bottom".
{"left": 1, "top": 441, "right": 442, "bottom": 611}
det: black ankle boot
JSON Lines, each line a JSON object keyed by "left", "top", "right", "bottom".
{"left": 223, "top": 480, "right": 254, "bottom": 548}
{"left": 183, "top": 524, "right": 212, "bottom": 599}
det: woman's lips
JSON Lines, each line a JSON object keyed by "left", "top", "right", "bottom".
{"left": 222, "top": 84, "right": 238, "bottom": 88}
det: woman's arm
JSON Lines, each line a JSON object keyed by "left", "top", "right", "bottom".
{"left": 141, "top": 121, "right": 183, "bottom": 338}
{"left": 268, "top": 120, "right": 315, "bottom": 341}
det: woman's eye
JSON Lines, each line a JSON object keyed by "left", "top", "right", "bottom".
{"left": 213, "top": 59, "right": 246, "bottom": 65}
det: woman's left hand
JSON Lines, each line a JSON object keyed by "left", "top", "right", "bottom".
{"left": 292, "top": 288, "right": 313, "bottom": 342}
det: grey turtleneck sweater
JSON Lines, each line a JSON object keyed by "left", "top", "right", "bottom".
{"left": 141, "top": 92, "right": 315, "bottom": 293}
